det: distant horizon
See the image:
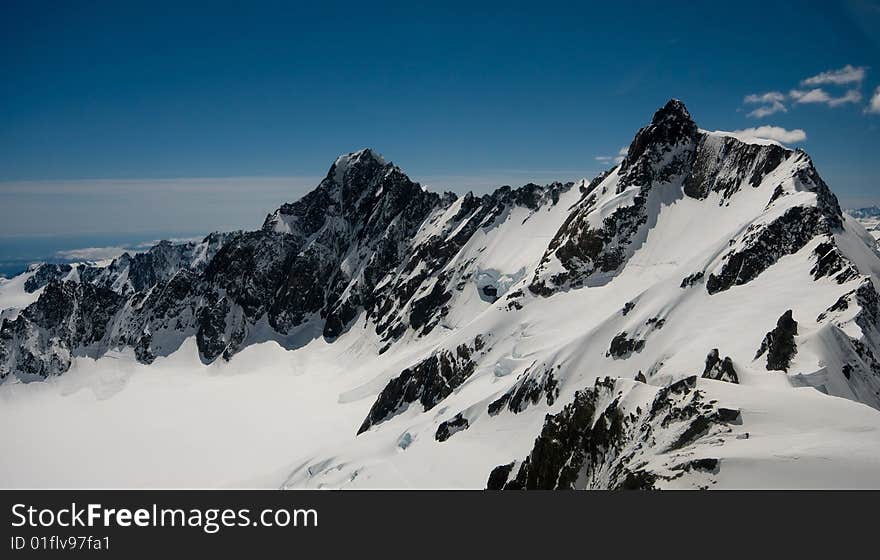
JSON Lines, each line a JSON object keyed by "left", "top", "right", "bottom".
{"left": 0, "top": 142, "right": 877, "bottom": 240}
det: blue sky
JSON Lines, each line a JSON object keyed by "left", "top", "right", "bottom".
{"left": 1, "top": 0, "right": 879, "bottom": 237}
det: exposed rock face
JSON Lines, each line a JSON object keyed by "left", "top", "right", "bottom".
{"left": 489, "top": 377, "right": 736, "bottom": 490}
{"left": 0, "top": 281, "right": 124, "bottom": 380}
{"left": 702, "top": 349, "right": 739, "bottom": 383}
{"left": 699, "top": 149, "right": 843, "bottom": 296}
{"left": 435, "top": 413, "right": 469, "bottom": 442}
{"left": 618, "top": 99, "right": 699, "bottom": 191}
{"left": 358, "top": 336, "right": 487, "bottom": 433}
{"left": 486, "top": 462, "right": 515, "bottom": 490}
{"left": 378, "top": 181, "right": 571, "bottom": 338}
{"left": 264, "top": 149, "right": 444, "bottom": 339}
{"left": 755, "top": 310, "right": 799, "bottom": 372}
{"left": 23, "top": 263, "right": 72, "bottom": 293}
{"left": 24, "top": 233, "right": 234, "bottom": 296}
{"left": 706, "top": 206, "right": 837, "bottom": 294}
{"left": 683, "top": 136, "right": 787, "bottom": 201}
{"left": 204, "top": 231, "right": 315, "bottom": 336}
{"left": 811, "top": 240, "right": 859, "bottom": 283}
{"left": 488, "top": 365, "right": 559, "bottom": 415}
{"left": 607, "top": 332, "right": 645, "bottom": 359}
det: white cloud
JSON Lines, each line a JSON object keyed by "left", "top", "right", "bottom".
{"left": 595, "top": 147, "right": 628, "bottom": 165}
{"left": 865, "top": 86, "right": 880, "bottom": 114}
{"left": 789, "top": 88, "right": 862, "bottom": 107}
{"left": 802, "top": 64, "right": 867, "bottom": 86}
{"left": 742, "top": 91, "right": 789, "bottom": 119}
{"left": 744, "top": 91, "right": 786, "bottom": 104}
{"left": 747, "top": 100, "right": 787, "bottom": 118}
{"left": 722, "top": 126, "right": 807, "bottom": 145}
{"left": 827, "top": 89, "right": 862, "bottom": 107}
{"left": 740, "top": 65, "right": 870, "bottom": 120}
{"left": 55, "top": 246, "right": 131, "bottom": 261}
{"left": 789, "top": 88, "right": 831, "bottom": 104}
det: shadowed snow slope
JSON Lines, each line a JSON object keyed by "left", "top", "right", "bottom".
{"left": 3, "top": 100, "right": 880, "bottom": 489}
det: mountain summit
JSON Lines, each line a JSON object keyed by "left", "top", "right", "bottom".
{"left": 3, "top": 100, "right": 880, "bottom": 489}
{"left": 621, "top": 98, "right": 698, "bottom": 168}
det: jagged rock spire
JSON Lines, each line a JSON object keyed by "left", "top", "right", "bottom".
{"left": 621, "top": 99, "right": 699, "bottom": 169}
{"left": 651, "top": 98, "right": 694, "bottom": 127}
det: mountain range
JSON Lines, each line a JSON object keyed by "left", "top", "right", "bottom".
{"left": 2, "top": 99, "right": 880, "bottom": 489}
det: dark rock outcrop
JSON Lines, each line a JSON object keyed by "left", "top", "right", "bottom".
{"left": 755, "top": 310, "right": 798, "bottom": 372}
{"left": 683, "top": 137, "right": 788, "bottom": 201}
{"left": 680, "top": 271, "right": 704, "bottom": 289}
{"left": 24, "top": 263, "right": 72, "bottom": 293}
{"left": 0, "top": 281, "right": 125, "bottom": 379}
{"left": 607, "top": 332, "right": 645, "bottom": 358}
{"left": 358, "top": 336, "right": 487, "bottom": 434}
{"left": 617, "top": 99, "right": 699, "bottom": 191}
{"left": 490, "top": 376, "right": 736, "bottom": 490}
{"left": 706, "top": 206, "right": 834, "bottom": 294}
{"left": 488, "top": 366, "right": 559, "bottom": 416}
{"left": 486, "top": 462, "right": 515, "bottom": 490}
{"left": 811, "top": 240, "right": 859, "bottom": 283}
{"left": 702, "top": 349, "right": 739, "bottom": 383}
{"left": 435, "top": 414, "right": 469, "bottom": 442}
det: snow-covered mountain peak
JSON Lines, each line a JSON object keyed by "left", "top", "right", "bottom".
{"left": 332, "top": 147, "right": 388, "bottom": 180}
{"left": 329, "top": 147, "right": 391, "bottom": 193}
{"left": 620, "top": 98, "right": 698, "bottom": 169}
{"left": 654, "top": 97, "right": 692, "bottom": 123}
{"left": 263, "top": 146, "right": 429, "bottom": 238}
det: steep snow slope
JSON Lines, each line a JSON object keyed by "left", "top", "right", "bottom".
{"left": 3, "top": 100, "right": 880, "bottom": 489}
